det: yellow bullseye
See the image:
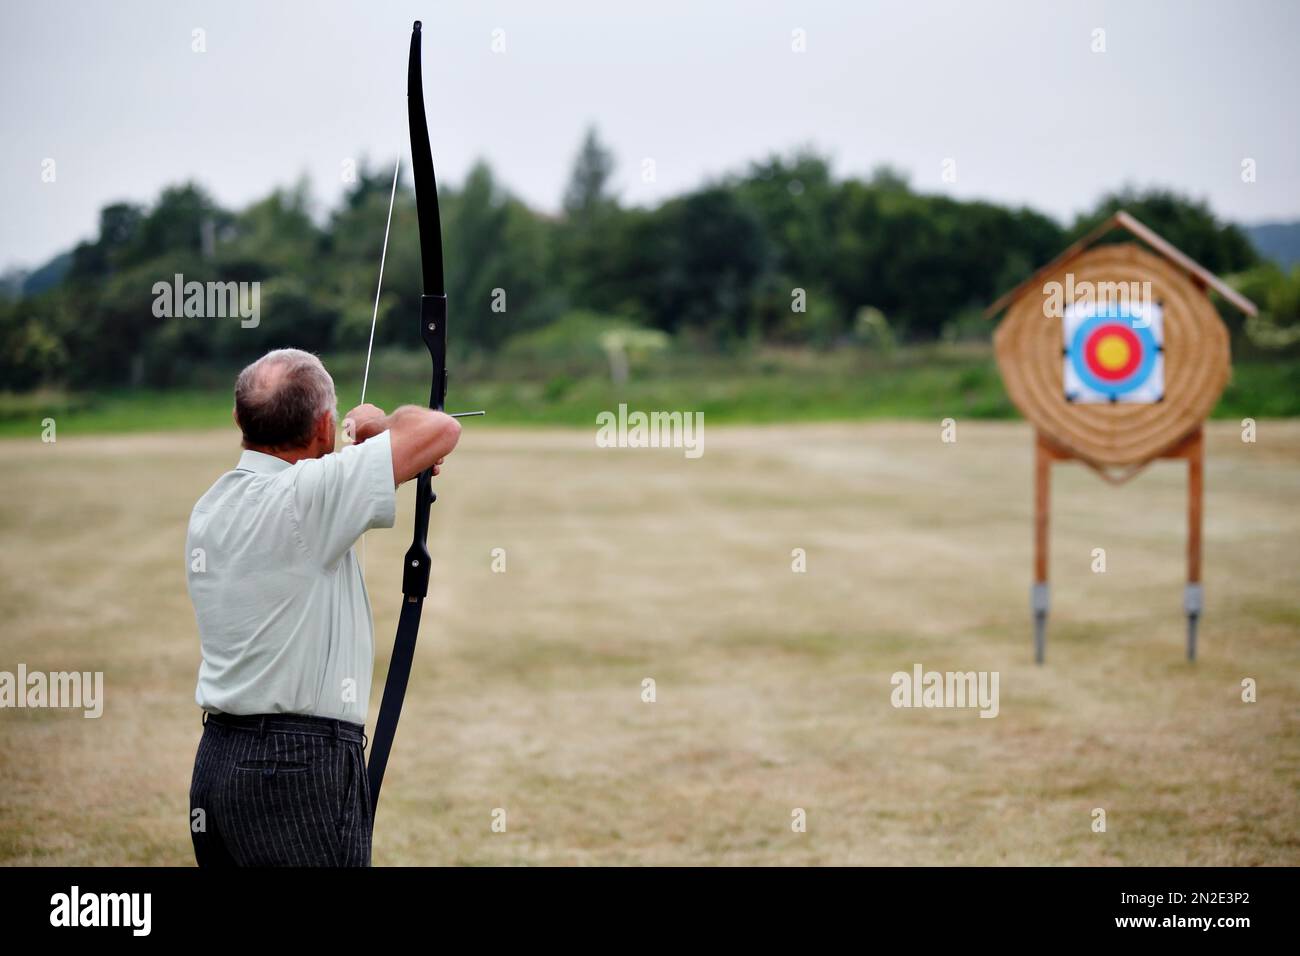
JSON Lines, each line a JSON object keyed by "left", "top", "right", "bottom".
{"left": 1094, "top": 333, "right": 1132, "bottom": 371}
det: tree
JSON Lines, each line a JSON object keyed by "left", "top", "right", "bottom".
{"left": 446, "top": 161, "right": 554, "bottom": 352}
{"left": 562, "top": 126, "right": 617, "bottom": 219}
{"left": 635, "top": 187, "right": 773, "bottom": 341}
{"left": 555, "top": 128, "right": 627, "bottom": 320}
{"left": 1072, "top": 188, "right": 1259, "bottom": 276}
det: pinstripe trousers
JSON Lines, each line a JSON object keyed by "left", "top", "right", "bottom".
{"left": 189, "top": 712, "right": 372, "bottom": 867}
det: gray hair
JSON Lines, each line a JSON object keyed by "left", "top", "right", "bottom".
{"left": 234, "top": 349, "right": 336, "bottom": 449}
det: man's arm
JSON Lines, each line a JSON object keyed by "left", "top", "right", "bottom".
{"left": 346, "top": 404, "right": 461, "bottom": 486}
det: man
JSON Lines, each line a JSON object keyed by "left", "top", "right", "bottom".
{"left": 186, "top": 348, "right": 461, "bottom": 866}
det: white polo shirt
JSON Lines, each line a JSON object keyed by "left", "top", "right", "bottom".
{"left": 186, "top": 431, "right": 396, "bottom": 725}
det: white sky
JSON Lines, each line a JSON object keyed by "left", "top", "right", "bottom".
{"left": 2, "top": 0, "right": 1297, "bottom": 272}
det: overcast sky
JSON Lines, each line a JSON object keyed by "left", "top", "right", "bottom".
{"left": 2, "top": 0, "right": 1297, "bottom": 272}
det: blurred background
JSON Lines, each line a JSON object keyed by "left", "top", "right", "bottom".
{"left": 1, "top": 0, "right": 1298, "bottom": 423}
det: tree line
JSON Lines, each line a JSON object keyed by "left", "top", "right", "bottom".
{"left": 0, "top": 128, "right": 1288, "bottom": 393}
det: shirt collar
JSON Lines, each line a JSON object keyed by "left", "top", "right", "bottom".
{"left": 236, "top": 449, "right": 294, "bottom": 474}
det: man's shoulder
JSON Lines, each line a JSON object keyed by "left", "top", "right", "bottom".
{"left": 292, "top": 432, "right": 393, "bottom": 486}
{"left": 190, "top": 465, "right": 280, "bottom": 518}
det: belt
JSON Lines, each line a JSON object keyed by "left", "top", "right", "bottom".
{"left": 204, "top": 711, "right": 367, "bottom": 746}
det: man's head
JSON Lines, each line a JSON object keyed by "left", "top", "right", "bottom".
{"left": 233, "top": 349, "right": 337, "bottom": 460}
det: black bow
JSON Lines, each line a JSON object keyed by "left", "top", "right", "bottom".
{"left": 365, "top": 20, "right": 467, "bottom": 818}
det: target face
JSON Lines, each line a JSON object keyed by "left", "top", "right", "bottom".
{"left": 1063, "top": 299, "right": 1164, "bottom": 403}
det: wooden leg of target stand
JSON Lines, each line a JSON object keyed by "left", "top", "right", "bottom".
{"left": 1184, "top": 427, "right": 1204, "bottom": 662}
{"left": 1032, "top": 433, "right": 1052, "bottom": 665}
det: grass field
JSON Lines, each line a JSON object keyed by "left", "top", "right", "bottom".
{"left": 0, "top": 420, "right": 1297, "bottom": 865}
{"left": 3, "top": 344, "right": 1298, "bottom": 437}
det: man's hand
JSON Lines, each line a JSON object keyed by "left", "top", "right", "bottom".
{"left": 342, "top": 403, "right": 387, "bottom": 444}
{"left": 385, "top": 407, "right": 461, "bottom": 485}
{"left": 343, "top": 403, "right": 459, "bottom": 484}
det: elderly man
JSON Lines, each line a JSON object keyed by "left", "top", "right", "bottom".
{"left": 185, "top": 348, "right": 461, "bottom": 866}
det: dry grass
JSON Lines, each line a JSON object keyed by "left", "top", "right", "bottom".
{"left": 0, "top": 421, "right": 1297, "bottom": 865}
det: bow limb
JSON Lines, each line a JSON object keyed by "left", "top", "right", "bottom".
{"left": 366, "top": 20, "right": 448, "bottom": 818}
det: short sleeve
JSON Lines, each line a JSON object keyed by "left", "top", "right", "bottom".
{"left": 290, "top": 430, "right": 397, "bottom": 568}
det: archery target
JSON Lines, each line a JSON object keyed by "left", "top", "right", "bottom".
{"left": 994, "top": 242, "right": 1230, "bottom": 470}
{"left": 1063, "top": 299, "right": 1164, "bottom": 403}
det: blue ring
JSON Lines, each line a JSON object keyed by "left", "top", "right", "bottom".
{"left": 1067, "top": 306, "right": 1159, "bottom": 396}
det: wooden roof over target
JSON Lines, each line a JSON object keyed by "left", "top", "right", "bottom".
{"left": 985, "top": 211, "right": 1257, "bottom": 319}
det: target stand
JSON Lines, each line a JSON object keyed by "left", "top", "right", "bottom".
{"left": 987, "top": 212, "right": 1256, "bottom": 663}
{"left": 1031, "top": 427, "right": 1203, "bottom": 663}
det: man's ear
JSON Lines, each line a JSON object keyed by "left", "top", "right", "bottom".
{"left": 318, "top": 410, "right": 336, "bottom": 443}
